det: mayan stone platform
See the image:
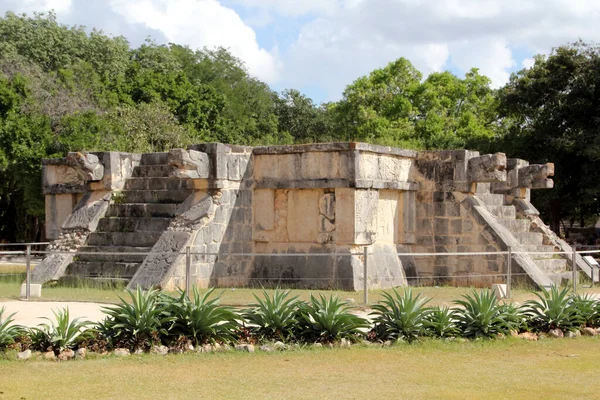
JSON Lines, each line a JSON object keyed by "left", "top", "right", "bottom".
{"left": 32, "top": 142, "right": 596, "bottom": 290}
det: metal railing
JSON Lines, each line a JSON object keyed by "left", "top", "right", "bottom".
{"left": 1, "top": 242, "right": 598, "bottom": 303}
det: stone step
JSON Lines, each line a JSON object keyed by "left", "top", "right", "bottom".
{"left": 486, "top": 206, "right": 516, "bottom": 219}
{"left": 512, "top": 232, "right": 544, "bottom": 245}
{"left": 475, "top": 183, "right": 491, "bottom": 193}
{"left": 518, "top": 245, "right": 558, "bottom": 259}
{"left": 534, "top": 258, "right": 568, "bottom": 273}
{"left": 66, "top": 261, "right": 141, "bottom": 279}
{"left": 132, "top": 165, "right": 171, "bottom": 178}
{"left": 87, "top": 231, "right": 162, "bottom": 247}
{"left": 120, "top": 190, "right": 191, "bottom": 204}
{"left": 477, "top": 193, "right": 506, "bottom": 206}
{"left": 498, "top": 218, "right": 531, "bottom": 233}
{"left": 124, "top": 177, "right": 192, "bottom": 191}
{"left": 106, "top": 203, "right": 179, "bottom": 218}
{"left": 97, "top": 217, "right": 172, "bottom": 233}
{"left": 76, "top": 246, "right": 150, "bottom": 263}
{"left": 140, "top": 153, "right": 169, "bottom": 166}
{"left": 547, "top": 271, "right": 573, "bottom": 286}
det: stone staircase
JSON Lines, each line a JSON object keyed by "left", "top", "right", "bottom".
{"left": 477, "top": 193, "right": 571, "bottom": 285}
{"left": 64, "top": 153, "right": 191, "bottom": 282}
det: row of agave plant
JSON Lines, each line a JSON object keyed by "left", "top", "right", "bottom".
{"left": 0, "top": 286, "right": 599, "bottom": 355}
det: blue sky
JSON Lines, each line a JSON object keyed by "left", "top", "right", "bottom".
{"left": 2, "top": 0, "right": 600, "bottom": 103}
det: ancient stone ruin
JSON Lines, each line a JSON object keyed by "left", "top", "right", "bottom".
{"left": 33, "top": 143, "right": 596, "bottom": 290}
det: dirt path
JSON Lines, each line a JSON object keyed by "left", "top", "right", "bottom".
{"left": 0, "top": 301, "right": 107, "bottom": 327}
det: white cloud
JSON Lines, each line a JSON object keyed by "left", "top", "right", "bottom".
{"left": 522, "top": 58, "right": 535, "bottom": 69}
{"left": 1, "top": 0, "right": 72, "bottom": 14}
{"left": 226, "top": 0, "right": 340, "bottom": 17}
{"left": 108, "top": 0, "right": 281, "bottom": 83}
{"left": 281, "top": 0, "right": 600, "bottom": 100}
{"left": 450, "top": 39, "right": 515, "bottom": 88}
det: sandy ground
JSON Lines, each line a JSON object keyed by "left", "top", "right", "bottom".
{"left": 1, "top": 300, "right": 373, "bottom": 328}
{"left": 0, "top": 301, "right": 107, "bottom": 327}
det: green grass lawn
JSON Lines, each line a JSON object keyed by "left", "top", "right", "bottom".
{"left": 2, "top": 262, "right": 599, "bottom": 306}
{"left": 0, "top": 276, "right": 566, "bottom": 306}
{"left": 3, "top": 270, "right": 600, "bottom": 306}
{"left": 1, "top": 338, "right": 599, "bottom": 399}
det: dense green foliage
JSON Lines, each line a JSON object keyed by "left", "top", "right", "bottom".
{"left": 330, "top": 60, "right": 498, "bottom": 150}
{"left": 242, "top": 289, "right": 302, "bottom": 341}
{"left": 454, "top": 289, "right": 515, "bottom": 338}
{"left": 0, "top": 306, "right": 23, "bottom": 348}
{"left": 523, "top": 286, "right": 584, "bottom": 332}
{"left": 101, "top": 287, "right": 173, "bottom": 350}
{"left": 496, "top": 41, "right": 600, "bottom": 231}
{"left": 4, "top": 288, "right": 600, "bottom": 355}
{"left": 298, "top": 294, "right": 370, "bottom": 342}
{"left": 167, "top": 287, "right": 238, "bottom": 346}
{"left": 31, "top": 307, "right": 92, "bottom": 352}
{"left": 423, "top": 306, "right": 460, "bottom": 338}
{"left": 371, "top": 288, "right": 431, "bottom": 342}
{"left": 0, "top": 12, "right": 598, "bottom": 240}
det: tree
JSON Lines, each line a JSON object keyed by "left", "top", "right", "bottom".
{"left": 330, "top": 58, "right": 497, "bottom": 150}
{"left": 414, "top": 69, "right": 498, "bottom": 151}
{"left": 170, "top": 45, "right": 281, "bottom": 144}
{"left": 496, "top": 41, "right": 600, "bottom": 232}
{"left": 274, "top": 89, "right": 328, "bottom": 143}
{"left": 331, "top": 58, "right": 421, "bottom": 146}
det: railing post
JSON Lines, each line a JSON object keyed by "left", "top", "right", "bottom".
{"left": 506, "top": 246, "right": 512, "bottom": 299}
{"left": 572, "top": 245, "right": 577, "bottom": 293}
{"left": 363, "top": 246, "right": 368, "bottom": 305}
{"left": 25, "top": 244, "right": 31, "bottom": 301}
{"left": 185, "top": 246, "right": 191, "bottom": 299}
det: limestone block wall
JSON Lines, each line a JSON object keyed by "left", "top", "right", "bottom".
{"left": 185, "top": 185, "right": 254, "bottom": 288}
{"left": 246, "top": 143, "right": 416, "bottom": 290}
{"left": 43, "top": 152, "right": 140, "bottom": 239}
{"left": 411, "top": 150, "right": 507, "bottom": 286}
{"left": 38, "top": 141, "right": 566, "bottom": 291}
{"left": 130, "top": 144, "right": 254, "bottom": 290}
{"left": 412, "top": 189, "right": 506, "bottom": 286}
{"left": 250, "top": 188, "right": 358, "bottom": 289}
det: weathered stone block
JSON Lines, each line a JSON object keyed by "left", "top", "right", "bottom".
{"left": 168, "top": 149, "right": 210, "bottom": 179}
{"left": 288, "top": 189, "right": 321, "bottom": 243}
{"left": 468, "top": 153, "right": 507, "bottom": 183}
{"left": 20, "top": 283, "right": 42, "bottom": 298}
{"left": 254, "top": 189, "right": 275, "bottom": 232}
{"left": 417, "top": 219, "right": 433, "bottom": 235}
{"left": 434, "top": 218, "right": 449, "bottom": 235}
{"left": 319, "top": 193, "right": 335, "bottom": 220}
{"left": 450, "top": 219, "right": 462, "bottom": 234}
{"left": 227, "top": 155, "right": 242, "bottom": 181}
{"left": 517, "top": 163, "right": 554, "bottom": 189}
{"left": 355, "top": 190, "right": 378, "bottom": 244}
{"left": 435, "top": 236, "right": 459, "bottom": 246}
{"left": 66, "top": 152, "right": 104, "bottom": 181}
{"left": 417, "top": 236, "right": 434, "bottom": 246}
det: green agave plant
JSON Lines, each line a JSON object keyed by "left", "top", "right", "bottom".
{"left": 242, "top": 288, "right": 303, "bottom": 341}
{"left": 500, "top": 302, "right": 528, "bottom": 333}
{"left": 371, "top": 288, "right": 431, "bottom": 342}
{"left": 454, "top": 289, "right": 512, "bottom": 338}
{"left": 0, "top": 306, "right": 24, "bottom": 349}
{"left": 299, "top": 294, "right": 369, "bottom": 343}
{"left": 101, "top": 287, "right": 175, "bottom": 349}
{"left": 423, "top": 306, "right": 460, "bottom": 338}
{"left": 168, "top": 287, "right": 239, "bottom": 345}
{"left": 571, "top": 293, "right": 599, "bottom": 327}
{"left": 524, "top": 286, "right": 583, "bottom": 332}
{"left": 32, "top": 308, "right": 92, "bottom": 352}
